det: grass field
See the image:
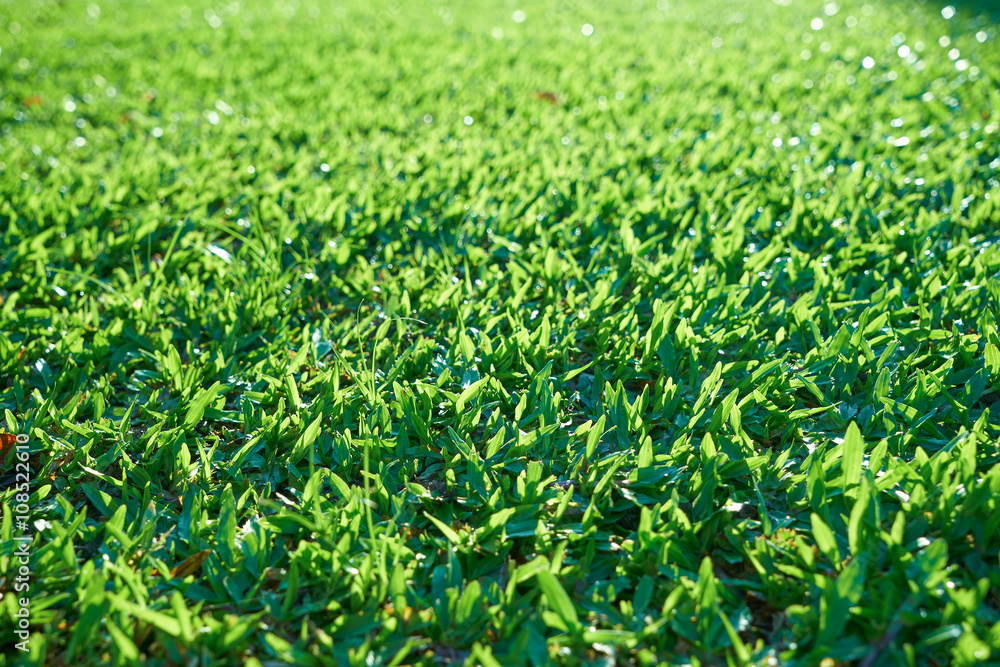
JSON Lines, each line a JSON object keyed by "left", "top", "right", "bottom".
{"left": 2, "top": 0, "right": 1000, "bottom": 664}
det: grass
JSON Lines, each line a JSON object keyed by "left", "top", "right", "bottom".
{"left": 1, "top": 0, "right": 999, "bottom": 664}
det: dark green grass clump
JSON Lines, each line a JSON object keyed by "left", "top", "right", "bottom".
{"left": 1, "top": 0, "right": 1000, "bottom": 664}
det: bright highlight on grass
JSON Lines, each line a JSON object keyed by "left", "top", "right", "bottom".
{"left": 1, "top": 0, "right": 999, "bottom": 665}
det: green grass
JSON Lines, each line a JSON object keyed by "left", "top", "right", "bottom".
{"left": 1, "top": 0, "right": 1000, "bottom": 664}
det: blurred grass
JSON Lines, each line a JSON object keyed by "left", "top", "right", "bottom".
{"left": 1, "top": 0, "right": 999, "bottom": 665}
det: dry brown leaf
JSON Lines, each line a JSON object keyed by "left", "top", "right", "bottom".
{"left": 150, "top": 549, "right": 212, "bottom": 578}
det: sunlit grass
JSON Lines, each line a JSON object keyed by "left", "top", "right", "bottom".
{"left": 1, "top": 0, "right": 999, "bottom": 664}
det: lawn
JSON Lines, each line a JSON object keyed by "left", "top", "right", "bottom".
{"left": 1, "top": 0, "right": 1000, "bottom": 664}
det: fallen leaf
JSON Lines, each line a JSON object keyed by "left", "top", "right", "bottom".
{"left": 536, "top": 91, "right": 558, "bottom": 105}
{"left": 0, "top": 433, "right": 20, "bottom": 465}
{"left": 150, "top": 549, "right": 212, "bottom": 578}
